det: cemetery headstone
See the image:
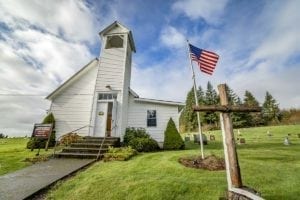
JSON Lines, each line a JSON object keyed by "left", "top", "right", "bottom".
{"left": 239, "top": 138, "right": 246, "bottom": 144}
{"left": 284, "top": 137, "right": 290, "bottom": 145}
{"left": 210, "top": 135, "right": 215, "bottom": 141}
{"left": 193, "top": 134, "right": 208, "bottom": 145}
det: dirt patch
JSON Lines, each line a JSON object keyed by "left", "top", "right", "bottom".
{"left": 23, "top": 155, "right": 50, "bottom": 164}
{"left": 179, "top": 155, "right": 225, "bottom": 171}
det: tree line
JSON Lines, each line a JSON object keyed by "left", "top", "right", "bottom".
{"left": 179, "top": 81, "right": 282, "bottom": 132}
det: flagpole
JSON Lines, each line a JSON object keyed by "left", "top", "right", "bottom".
{"left": 186, "top": 40, "right": 204, "bottom": 159}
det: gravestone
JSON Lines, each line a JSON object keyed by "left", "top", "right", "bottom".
{"left": 194, "top": 134, "right": 208, "bottom": 145}
{"left": 284, "top": 137, "right": 290, "bottom": 145}
{"left": 239, "top": 138, "right": 246, "bottom": 144}
{"left": 210, "top": 135, "right": 215, "bottom": 141}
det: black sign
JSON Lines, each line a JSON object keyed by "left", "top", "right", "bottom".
{"left": 32, "top": 123, "right": 53, "bottom": 139}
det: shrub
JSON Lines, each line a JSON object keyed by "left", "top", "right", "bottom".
{"left": 124, "top": 127, "right": 159, "bottom": 152}
{"left": 60, "top": 133, "right": 82, "bottom": 146}
{"left": 128, "top": 137, "right": 159, "bottom": 152}
{"left": 42, "top": 113, "right": 56, "bottom": 147}
{"left": 26, "top": 113, "right": 56, "bottom": 149}
{"left": 26, "top": 137, "right": 47, "bottom": 149}
{"left": 163, "top": 118, "right": 185, "bottom": 150}
{"left": 103, "top": 146, "right": 137, "bottom": 161}
{"left": 123, "top": 127, "right": 150, "bottom": 145}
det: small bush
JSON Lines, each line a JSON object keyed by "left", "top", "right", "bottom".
{"left": 26, "top": 113, "right": 56, "bottom": 149}
{"left": 26, "top": 138, "right": 47, "bottom": 149}
{"left": 124, "top": 127, "right": 159, "bottom": 152}
{"left": 163, "top": 118, "right": 185, "bottom": 150}
{"left": 124, "top": 127, "right": 150, "bottom": 145}
{"left": 128, "top": 137, "right": 159, "bottom": 152}
{"left": 60, "top": 133, "right": 82, "bottom": 146}
{"left": 103, "top": 146, "right": 137, "bottom": 161}
{"left": 42, "top": 113, "right": 56, "bottom": 147}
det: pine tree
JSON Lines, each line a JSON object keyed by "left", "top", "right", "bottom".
{"left": 183, "top": 87, "right": 198, "bottom": 132}
{"left": 262, "top": 91, "right": 280, "bottom": 124}
{"left": 225, "top": 85, "right": 247, "bottom": 127}
{"left": 243, "top": 90, "right": 262, "bottom": 126}
{"left": 163, "top": 118, "right": 185, "bottom": 150}
{"left": 204, "top": 81, "right": 219, "bottom": 127}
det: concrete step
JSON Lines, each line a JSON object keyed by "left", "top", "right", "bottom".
{"left": 75, "top": 140, "right": 118, "bottom": 144}
{"left": 62, "top": 147, "right": 108, "bottom": 154}
{"left": 70, "top": 143, "right": 113, "bottom": 148}
{"left": 54, "top": 152, "right": 104, "bottom": 159}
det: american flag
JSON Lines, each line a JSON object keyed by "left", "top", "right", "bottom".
{"left": 189, "top": 44, "right": 219, "bottom": 75}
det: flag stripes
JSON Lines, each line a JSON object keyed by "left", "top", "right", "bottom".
{"left": 189, "top": 44, "right": 219, "bottom": 75}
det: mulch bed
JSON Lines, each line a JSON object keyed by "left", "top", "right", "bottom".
{"left": 179, "top": 155, "right": 225, "bottom": 171}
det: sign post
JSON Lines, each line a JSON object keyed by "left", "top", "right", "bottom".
{"left": 31, "top": 123, "right": 53, "bottom": 153}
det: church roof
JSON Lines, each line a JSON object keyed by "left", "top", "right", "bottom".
{"left": 134, "top": 97, "right": 185, "bottom": 106}
{"left": 46, "top": 58, "right": 98, "bottom": 100}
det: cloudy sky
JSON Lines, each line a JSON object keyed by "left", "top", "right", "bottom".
{"left": 0, "top": 0, "right": 299, "bottom": 136}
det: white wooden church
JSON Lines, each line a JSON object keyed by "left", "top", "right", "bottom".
{"left": 46, "top": 21, "right": 184, "bottom": 145}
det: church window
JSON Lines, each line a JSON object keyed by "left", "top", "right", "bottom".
{"left": 105, "top": 35, "right": 124, "bottom": 49}
{"left": 147, "top": 110, "right": 157, "bottom": 127}
{"left": 98, "top": 93, "right": 117, "bottom": 100}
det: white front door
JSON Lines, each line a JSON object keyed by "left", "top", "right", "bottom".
{"left": 94, "top": 102, "right": 108, "bottom": 137}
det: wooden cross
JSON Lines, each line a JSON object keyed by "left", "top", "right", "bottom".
{"left": 193, "top": 84, "right": 262, "bottom": 197}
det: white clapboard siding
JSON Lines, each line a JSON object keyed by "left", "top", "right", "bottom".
{"left": 50, "top": 60, "right": 98, "bottom": 138}
{"left": 127, "top": 95, "right": 180, "bottom": 142}
{"left": 120, "top": 44, "right": 132, "bottom": 138}
{"left": 95, "top": 49, "right": 126, "bottom": 91}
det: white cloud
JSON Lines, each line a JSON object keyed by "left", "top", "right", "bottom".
{"left": 172, "top": 0, "right": 228, "bottom": 24}
{"left": 131, "top": 53, "right": 192, "bottom": 102}
{"left": 0, "top": 0, "right": 97, "bottom": 43}
{"left": 0, "top": 0, "right": 97, "bottom": 136}
{"left": 160, "top": 26, "right": 186, "bottom": 49}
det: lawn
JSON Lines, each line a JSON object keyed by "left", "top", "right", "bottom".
{"left": 0, "top": 138, "right": 52, "bottom": 175}
{"left": 46, "top": 125, "right": 300, "bottom": 200}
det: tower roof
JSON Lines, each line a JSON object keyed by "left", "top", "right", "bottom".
{"left": 99, "top": 21, "right": 136, "bottom": 52}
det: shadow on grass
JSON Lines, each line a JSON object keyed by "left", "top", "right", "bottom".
{"left": 184, "top": 141, "right": 223, "bottom": 150}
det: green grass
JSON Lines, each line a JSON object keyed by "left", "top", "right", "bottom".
{"left": 0, "top": 138, "right": 52, "bottom": 175}
{"left": 47, "top": 125, "right": 300, "bottom": 200}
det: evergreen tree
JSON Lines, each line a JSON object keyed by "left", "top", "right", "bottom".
{"left": 225, "top": 85, "right": 247, "bottom": 127}
{"left": 183, "top": 87, "right": 198, "bottom": 132}
{"left": 204, "top": 81, "right": 219, "bottom": 126}
{"left": 163, "top": 118, "right": 185, "bottom": 150}
{"left": 262, "top": 91, "right": 280, "bottom": 124}
{"left": 243, "top": 90, "right": 262, "bottom": 126}
{"left": 198, "top": 86, "right": 205, "bottom": 105}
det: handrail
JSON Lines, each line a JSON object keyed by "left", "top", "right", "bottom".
{"left": 53, "top": 125, "right": 92, "bottom": 157}
{"left": 96, "top": 136, "right": 106, "bottom": 160}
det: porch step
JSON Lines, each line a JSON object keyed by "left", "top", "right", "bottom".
{"left": 54, "top": 137, "right": 120, "bottom": 159}
{"left": 62, "top": 147, "right": 108, "bottom": 154}
{"left": 70, "top": 143, "right": 112, "bottom": 148}
{"left": 55, "top": 152, "right": 104, "bottom": 159}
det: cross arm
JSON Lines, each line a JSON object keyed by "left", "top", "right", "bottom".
{"left": 193, "top": 105, "right": 262, "bottom": 113}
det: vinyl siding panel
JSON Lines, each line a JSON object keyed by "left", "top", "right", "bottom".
{"left": 50, "top": 60, "right": 98, "bottom": 138}
{"left": 127, "top": 95, "right": 180, "bottom": 142}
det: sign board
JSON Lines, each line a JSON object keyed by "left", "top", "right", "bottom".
{"left": 32, "top": 123, "right": 53, "bottom": 139}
